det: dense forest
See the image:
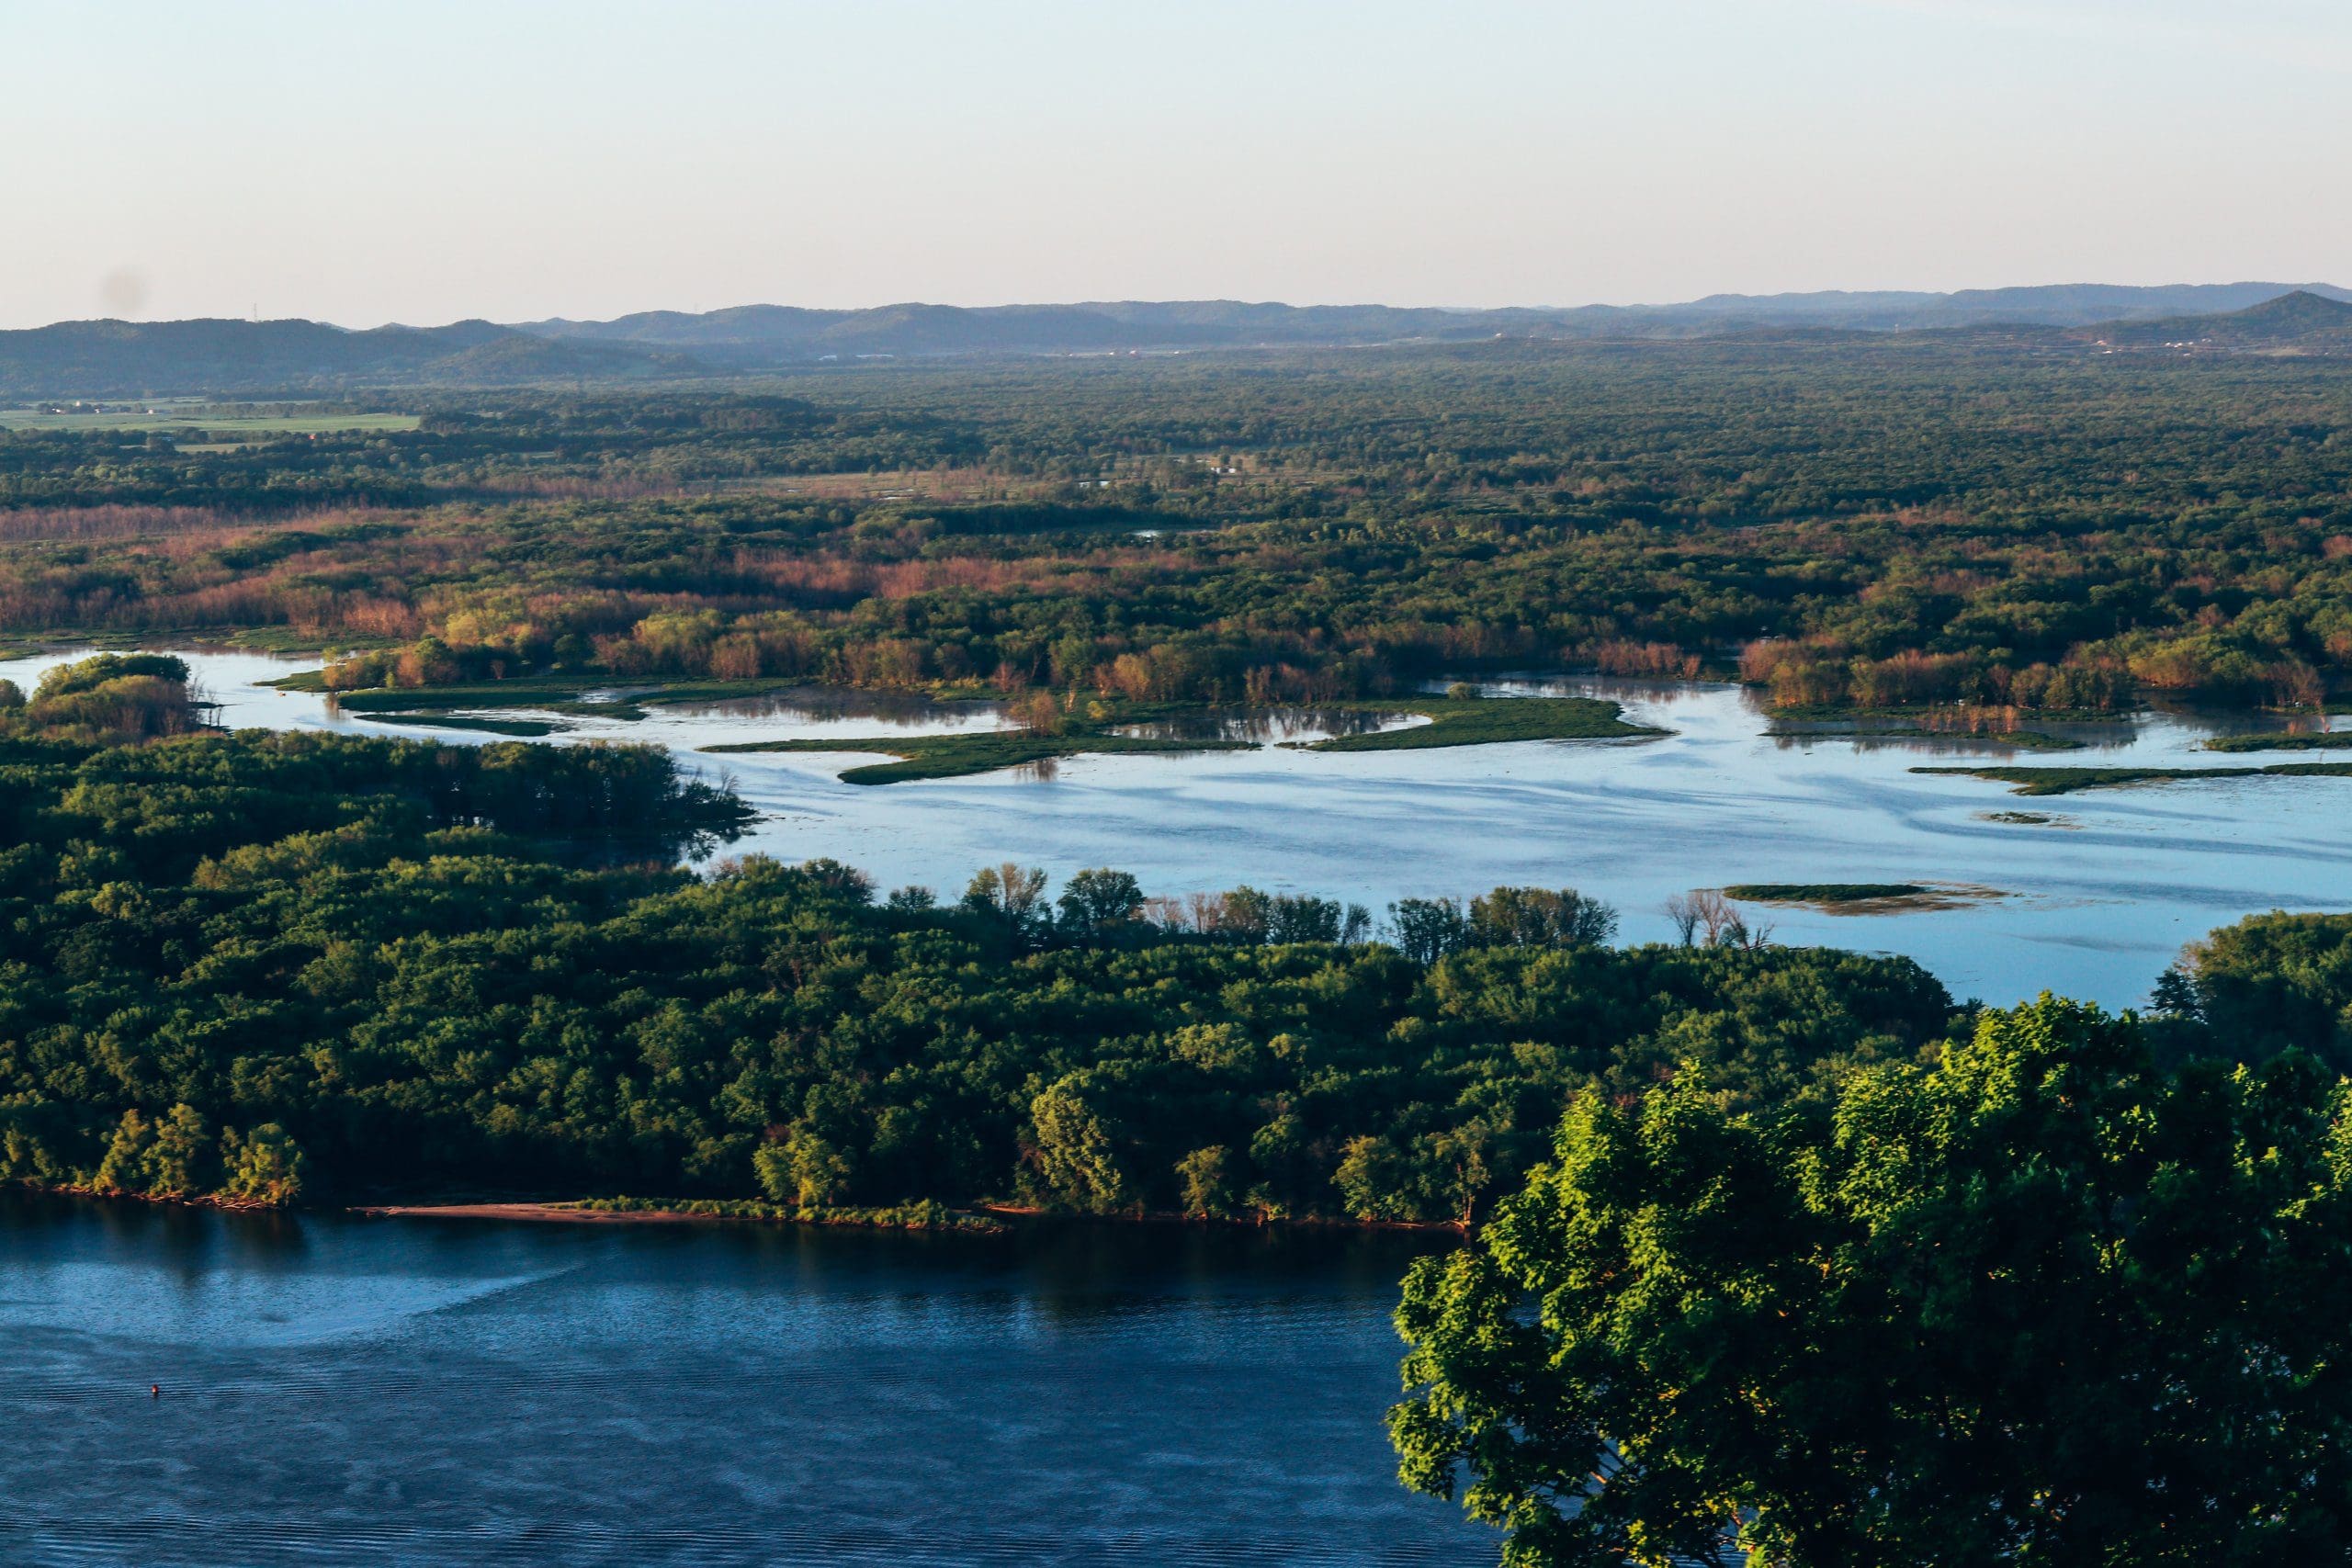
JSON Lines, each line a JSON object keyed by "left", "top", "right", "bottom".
{"left": 4, "top": 341, "right": 2349, "bottom": 715}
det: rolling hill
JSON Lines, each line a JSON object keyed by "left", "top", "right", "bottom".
{"left": 514, "top": 284, "right": 2352, "bottom": 363}
{"left": 2072, "top": 290, "right": 2352, "bottom": 354}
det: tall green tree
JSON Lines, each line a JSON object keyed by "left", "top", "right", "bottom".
{"left": 1056, "top": 867, "right": 1145, "bottom": 938}
{"left": 1392, "top": 997, "right": 2352, "bottom": 1565}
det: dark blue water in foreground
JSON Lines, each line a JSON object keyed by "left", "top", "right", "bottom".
{"left": 0, "top": 1194, "right": 1493, "bottom": 1565}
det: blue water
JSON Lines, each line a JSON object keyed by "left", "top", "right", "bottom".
{"left": 0, "top": 1194, "right": 1491, "bottom": 1566}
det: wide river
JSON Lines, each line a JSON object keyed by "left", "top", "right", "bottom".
{"left": 0, "top": 1193, "right": 1481, "bottom": 1565}
{"left": 5, "top": 647, "right": 2347, "bottom": 1006}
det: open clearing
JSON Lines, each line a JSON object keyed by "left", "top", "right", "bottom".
{"left": 0, "top": 402, "right": 419, "bottom": 434}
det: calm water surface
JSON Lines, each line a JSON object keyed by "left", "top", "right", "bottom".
{"left": 0, "top": 1194, "right": 1485, "bottom": 1566}
{"left": 6, "top": 648, "right": 2347, "bottom": 1008}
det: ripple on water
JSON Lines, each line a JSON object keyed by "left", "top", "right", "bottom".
{"left": 0, "top": 1201, "right": 1488, "bottom": 1567}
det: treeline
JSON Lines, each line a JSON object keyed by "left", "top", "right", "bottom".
{"left": 0, "top": 651, "right": 204, "bottom": 739}
{"left": 1, "top": 344, "right": 2348, "bottom": 711}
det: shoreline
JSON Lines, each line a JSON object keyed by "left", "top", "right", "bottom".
{"left": 6, "top": 1184, "right": 1465, "bottom": 1235}
{"left": 9, "top": 1180, "right": 289, "bottom": 1214}
{"left": 351, "top": 1199, "right": 1465, "bottom": 1235}
{"left": 358, "top": 1201, "right": 737, "bottom": 1224}
{"left": 353, "top": 1199, "right": 1005, "bottom": 1233}
{"left": 971, "top": 1201, "right": 1465, "bottom": 1234}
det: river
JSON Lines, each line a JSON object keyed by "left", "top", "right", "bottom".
{"left": 4, "top": 647, "right": 2347, "bottom": 1008}
{"left": 0, "top": 1193, "right": 1485, "bottom": 1565}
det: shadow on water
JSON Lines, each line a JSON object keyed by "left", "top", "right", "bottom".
{"left": 0, "top": 1189, "right": 1453, "bottom": 1316}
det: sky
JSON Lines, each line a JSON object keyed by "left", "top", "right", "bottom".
{"left": 2, "top": 0, "right": 2346, "bottom": 328}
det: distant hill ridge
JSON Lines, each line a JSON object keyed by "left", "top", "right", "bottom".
{"left": 514, "top": 283, "right": 2352, "bottom": 360}
{"left": 4, "top": 282, "right": 2349, "bottom": 394}
{"left": 0, "top": 318, "right": 696, "bottom": 398}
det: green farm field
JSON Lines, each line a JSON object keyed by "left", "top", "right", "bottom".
{"left": 0, "top": 401, "right": 419, "bottom": 434}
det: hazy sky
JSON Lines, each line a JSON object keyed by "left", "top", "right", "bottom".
{"left": 4, "top": 0, "right": 2346, "bottom": 328}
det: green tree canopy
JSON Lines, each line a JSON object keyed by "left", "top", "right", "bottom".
{"left": 1392, "top": 996, "right": 2352, "bottom": 1565}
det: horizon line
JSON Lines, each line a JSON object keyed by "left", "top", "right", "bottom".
{"left": 11, "top": 278, "right": 2352, "bottom": 335}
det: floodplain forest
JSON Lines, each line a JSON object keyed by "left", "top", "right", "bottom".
{"left": 2, "top": 342, "right": 2347, "bottom": 726}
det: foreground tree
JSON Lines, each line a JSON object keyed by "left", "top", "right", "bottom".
{"left": 1391, "top": 997, "right": 2352, "bottom": 1566}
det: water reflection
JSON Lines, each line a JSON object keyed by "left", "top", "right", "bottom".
{"left": 660, "top": 685, "right": 1010, "bottom": 730}
{"left": 1113, "top": 707, "right": 1424, "bottom": 743}
{"left": 396, "top": 684, "right": 1018, "bottom": 749}
{"left": 1763, "top": 716, "right": 2138, "bottom": 756}
{"left": 1428, "top": 671, "right": 1734, "bottom": 709}
{"left": 1758, "top": 705, "right": 2342, "bottom": 759}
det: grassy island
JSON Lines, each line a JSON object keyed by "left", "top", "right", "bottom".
{"left": 1724, "top": 883, "right": 1930, "bottom": 904}
{"left": 1770, "top": 722, "right": 2085, "bottom": 752}
{"left": 705, "top": 695, "right": 1655, "bottom": 782}
{"left": 270, "top": 671, "right": 814, "bottom": 722}
{"left": 361, "top": 712, "right": 565, "bottom": 737}
{"left": 704, "top": 728, "right": 1246, "bottom": 784}
{"left": 1917, "top": 761, "right": 2352, "bottom": 795}
{"left": 2201, "top": 730, "right": 2352, "bottom": 753}
{"left": 1302, "top": 695, "right": 1657, "bottom": 752}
